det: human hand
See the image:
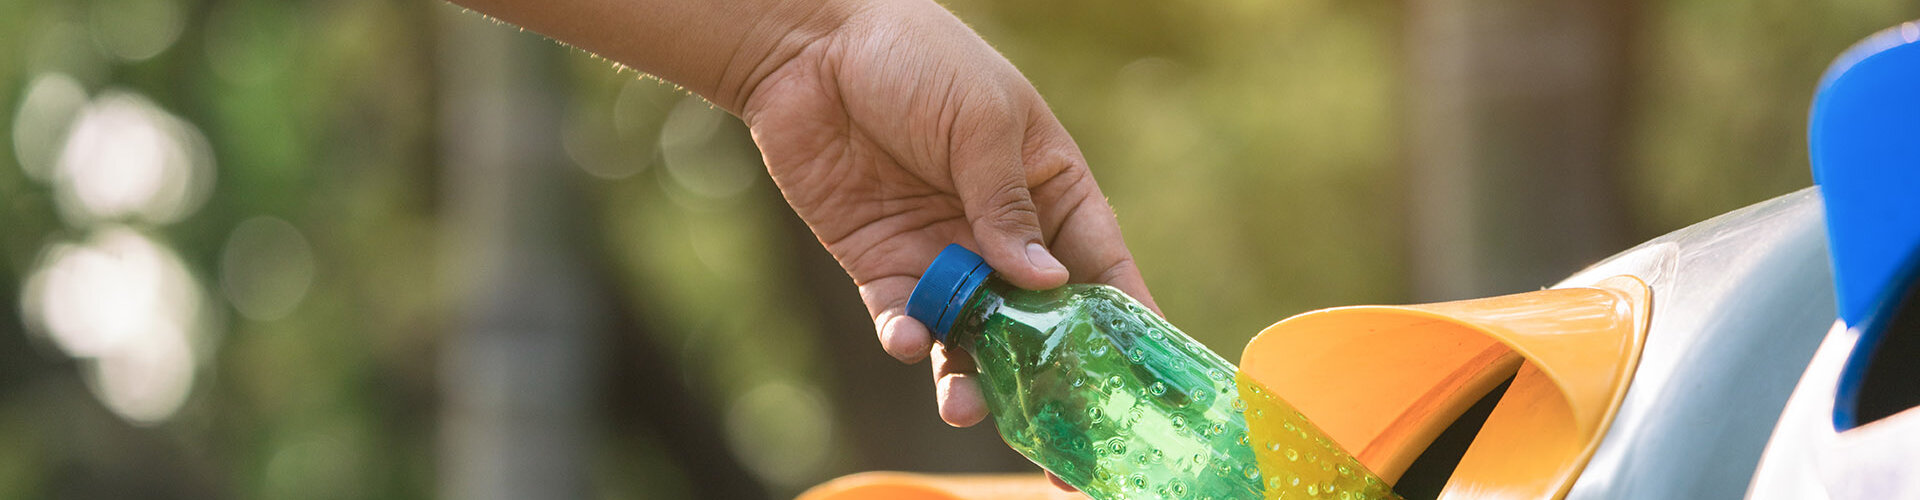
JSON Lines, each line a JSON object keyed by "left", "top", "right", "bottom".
{"left": 737, "top": 0, "right": 1159, "bottom": 435}
{"left": 442, "top": 0, "right": 1153, "bottom": 488}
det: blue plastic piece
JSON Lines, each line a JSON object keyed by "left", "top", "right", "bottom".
{"left": 907, "top": 244, "right": 995, "bottom": 342}
{"left": 1809, "top": 22, "right": 1920, "bottom": 429}
{"left": 1812, "top": 23, "right": 1920, "bottom": 329}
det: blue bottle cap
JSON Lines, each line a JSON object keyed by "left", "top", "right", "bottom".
{"left": 907, "top": 244, "right": 996, "bottom": 342}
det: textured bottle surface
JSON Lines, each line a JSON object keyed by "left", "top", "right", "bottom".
{"left": 951, "top": 279, "right": 1397, "bottom": 500}
{"left": 1238, "top": 371, "right": 1396, "bottom": 499}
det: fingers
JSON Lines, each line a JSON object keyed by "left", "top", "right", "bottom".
{"left": 867, "top": 278, "right": 988, "bottom": 427}
{"left": 876, "top": 310, "right": 933, "bottom": 364}
{"left": 949, "top": 98, "right": 1071, "bottom": 291}
{"left": 860, "top": 276, "right": 935, "bottom": 364}
{"left": 1046, "top": 472, "right": 1078, "bottom": 491}
{"left": 931, "top": 342, "right": 988, "bottom": 427}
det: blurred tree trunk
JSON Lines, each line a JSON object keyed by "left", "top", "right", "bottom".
{"left": 592, "top": 217, "right": 771, "bottom": 498}
{"left": 434, "top": 7, "right": 598, "bottom": 500}
{"left": 1404, "top": 0, "right": 1636, "bottom": 301}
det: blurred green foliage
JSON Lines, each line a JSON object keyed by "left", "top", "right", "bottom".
{"left": 0, "top": 0, "right": 1916, "bottom": 498}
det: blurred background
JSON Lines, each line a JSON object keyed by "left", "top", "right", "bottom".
{"left": 1, "top": 0, "right": 1916, "bottom": 498}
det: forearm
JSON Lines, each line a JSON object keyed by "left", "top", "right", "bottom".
{"left": 446, "top": 0, "right": 859, "bottom": 113}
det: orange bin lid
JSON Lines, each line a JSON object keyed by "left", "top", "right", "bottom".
{"left": 1239, "top": 275, "right": 1650, "bottom": 499}
{"left": 796, "top": 472, "right": 1082, "bottom": 500}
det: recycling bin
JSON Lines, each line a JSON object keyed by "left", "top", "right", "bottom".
{"left": 798, "top": 20, "right": 1920, "bottom": 500}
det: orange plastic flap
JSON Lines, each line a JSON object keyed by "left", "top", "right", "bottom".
{"left": 1239, "top": 275, "right": 1650, "bottom": 498}
{"left": 795, "top": 472, "right": 1077, "bottom": 500}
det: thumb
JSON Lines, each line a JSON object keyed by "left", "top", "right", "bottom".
{"left": 951, "top": 114, "right": 1070, "bottom": 290}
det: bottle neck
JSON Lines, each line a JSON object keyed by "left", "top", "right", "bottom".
{"left": 942, "top": 275, "right": 1011, "bottom": 347}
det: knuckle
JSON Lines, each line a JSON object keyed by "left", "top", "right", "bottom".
{"left": 1095, "top": 255, "right": 1139, "bottom": 285}
{"left": 1029, "top": 149, "right": 1084, "bottom": 174}
{"left": 951, "top": 87, "right": 1022, "bottom": 139}
{"left": 973, "top": 185, "right": 1043, "bottom": 236}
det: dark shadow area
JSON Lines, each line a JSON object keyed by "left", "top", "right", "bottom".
{"left": 590, "top": 204, "right": 772, "bottom": 500}
{"left": 1854, "top": 271, "right": 1920, "bottom": 425}
{"left": 1392, "top": 376, "right": 1514, "bottom": 499}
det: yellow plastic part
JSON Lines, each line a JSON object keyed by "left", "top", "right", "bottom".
{"left": 1238, "top": 275, "right": 1650, "bottom": 499}
{"left": 795, "top": 472, "right": 1083, "bottom": 500}
{"left": 797, "top": 276, "right": 1649, "bottom": 500}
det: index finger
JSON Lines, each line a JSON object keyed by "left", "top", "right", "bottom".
{"left": 1033, "top": 172, "right": 1161, "bottom": 316}
{"left": 1019, "top": 109, "right": 1160, "bottom": 316}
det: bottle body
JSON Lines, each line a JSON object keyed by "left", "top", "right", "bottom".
{"left": 907, "top": 244, "right": 1395, "bottom": 500}
{"left": 951, "top": 278, "right": 1259, "bottom": 498}
{"left": 949, "top": 277, "right": 1397, "bottom": 500}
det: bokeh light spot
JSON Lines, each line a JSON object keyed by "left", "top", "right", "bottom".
{"left": 724, "top": 381, "right": 834, "bottom": 488}
{"left": 27, "top": 22, "right": 109, "bottom": 83}
{"left": 220, "top": 216, "right": 316, "bottom": 322}
{"left": 54, "top": 91, "right": 215, "bottom": 224}
{"left": 562, "top": 109, "right": 647, "bottom": 180}
{"left": 20, "top": 227, "right": 205, "bottom": 425}
{"left": 659, "top": 96, "right": 759, "bottom": 200}
{"left": 614, "top": 78, "right": 673, "bottom": 138}
{"left": 264, "top": 432, "right": 362, "bottom": 499}
{"left": 89, "top": 0, "right": 186, "bottom": 61}
{"left": 86, "top": 319, "right": 195, "bottom": 425}
{"left": 11, "top": 72, "right": 87, "bottom": 181}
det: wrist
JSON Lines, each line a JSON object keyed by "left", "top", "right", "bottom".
{"left": 707, "top": 0, "right": 864, "bottom": 114}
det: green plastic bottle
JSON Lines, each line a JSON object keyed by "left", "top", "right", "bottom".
{"left": 907, "top": 245, "right": 1398, "bottom": 500}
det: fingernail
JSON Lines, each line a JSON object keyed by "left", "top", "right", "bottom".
{"left": 1025, "top": 242, "right": 1066, "bottom": 274}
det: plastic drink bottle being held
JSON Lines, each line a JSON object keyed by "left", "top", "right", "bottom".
{"left": 908, "top": 245, "right": 1399, "bottom": 500}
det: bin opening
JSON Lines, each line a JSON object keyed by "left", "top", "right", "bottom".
{"left": 1847, "top": 270, "right": 1920, "bottom": 426}
{"left": 1393, "top": 376, "right": 1512, "bottom": 499}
